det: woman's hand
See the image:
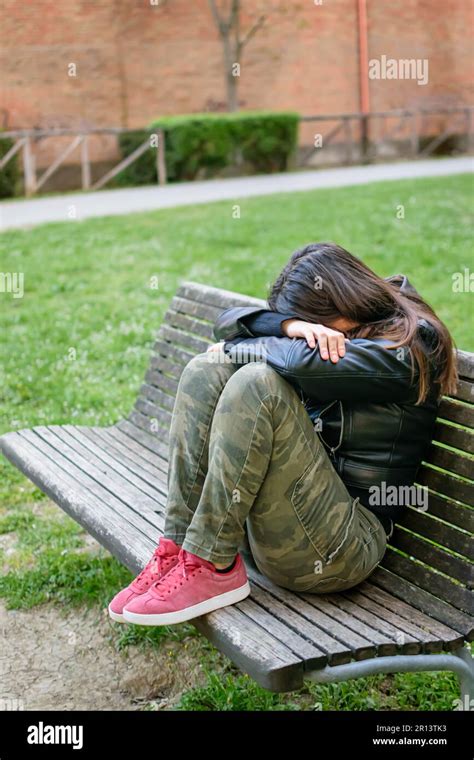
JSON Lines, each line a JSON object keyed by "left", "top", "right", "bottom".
{"left": 281, "top": 319, "right": 347, "bottom": 362}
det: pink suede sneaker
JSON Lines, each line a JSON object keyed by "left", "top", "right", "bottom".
{"left": 122, "top": 549, "right": 250, "bottom": 626}
{"left": 108, "top": 537, "right": 180, "bottom": 622}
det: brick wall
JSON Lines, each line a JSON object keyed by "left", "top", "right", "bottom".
{"left": 1, "top": 0, "right": 472, "bottom": 168}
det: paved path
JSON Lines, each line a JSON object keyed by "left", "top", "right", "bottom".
{"left": 1, "top": 156, "right": 472, "bottom": 231}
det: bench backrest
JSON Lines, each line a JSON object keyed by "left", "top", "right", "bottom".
{"left": 130, "top": 281, "right": 474, "bottom": 613}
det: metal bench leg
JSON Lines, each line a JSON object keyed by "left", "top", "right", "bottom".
{"left": 455, "top": 644, "right": 474, "bottom": 706}
{"left": 306, "top": 649, "right": 474, "bottom": 709}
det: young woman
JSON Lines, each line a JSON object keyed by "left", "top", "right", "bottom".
{"left": 108, "top": 242, "right": 457, "bottom": 626}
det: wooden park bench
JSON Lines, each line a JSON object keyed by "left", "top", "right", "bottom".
{"left": 1, "top": 281, "right": 473, "bottom": 702}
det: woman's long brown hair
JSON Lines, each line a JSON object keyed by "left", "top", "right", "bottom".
{"left": 268, "top": 243, "right": 457, "bottom": 404}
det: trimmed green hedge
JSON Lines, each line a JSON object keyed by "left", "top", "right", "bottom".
{"left": 116, "top": 111, "right": 299, "bottom": 186}
{"left": 0, "top": 132, "right": 20, "bottom": 198}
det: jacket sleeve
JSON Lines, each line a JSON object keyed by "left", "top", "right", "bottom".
{"left": 213, "top": 306, "right": 297, "bottom": 341}
{"left": 223, "top": 335, "right": 421, "bottom": 403}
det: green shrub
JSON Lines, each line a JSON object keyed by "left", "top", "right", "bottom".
{"left": 116, "top": 111, "right": 299, "bottom": 186}
{"left": 0, "top": 132, "right": 20, "bottom": 198}
{"left": 115, "top": 130, "right": 158, "bottom": 187}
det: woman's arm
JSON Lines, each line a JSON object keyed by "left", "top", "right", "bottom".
{"left": 214, "top": 309, "right": 348, "bottom": 362}
{"left": 223, "top": 335, "right": 420, "bottom": 404}
{"left": 213, "top": 307, "right": 297, "bottom": 341}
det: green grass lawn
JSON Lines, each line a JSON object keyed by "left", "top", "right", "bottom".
{"left": 0, "top": 173, "right": 472, "bottom": 710}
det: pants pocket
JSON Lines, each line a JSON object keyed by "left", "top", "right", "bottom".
{"left": 352, "top": 505, "right": 387, "bottom": 581}
{"left": 301, "top": 505, "right": 387, "bottom": 594}
{"left": 290, "top": 455, "right": 354, "bottom": 565}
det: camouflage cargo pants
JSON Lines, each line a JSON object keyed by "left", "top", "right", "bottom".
{"left": 163, "top": 351, "right": 387, "bottom": 593}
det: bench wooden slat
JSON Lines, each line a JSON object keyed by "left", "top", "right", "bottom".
{"left": 449, "top": 379, "right": 474, "bottom": 404}
{"left": 0, "top": 430, "right": 157, "bottom": 567}
{"left": 251, "top": 557, "right": 467, "bottom": 656}
{"left": 149, "top": 353, "right": 184, "bottom": 379}
{"left": 247, "top": 583, "right": 359, "bottom": 664}
{"left": 100, "top": 427, "right": 170, "bottom": 479}
{"left": 119, "top": 412, "right": 171, "bottom": 451}
{"left": 334, "top": 589, "right": 435, "bottom": 653}
{"left": 305, "top": 588, "right": 451, "bottom": 654}
{"left": 399, "top": 506, "right": 473, "bottom": 557}
{"left": 411, "top": 490, "right": 473, "bottom": 533}
{"left": 313, "top": 593, "right": 412, "bottom": 655}
{"left": 152, "top": 338, "right": 195, "bottom": 366}
{"left": 424, "top": 443, "right": 474, "bottom": 479}
{"left": 70, "top": 429, "right": 176, "bottom": 527}
{"left": 159, "top": 323, "right": 211, "bottom": 355}
{"left": 165, "top": 309, "right": 215, "bottom": 340}
{"left": 290, "top": 595, "right": 401, "bottom": 657}
{"left": 438, "top": 398, "right": 474, "bottom": 428}
{"left": 249, "top": 571, "right": 378, "bottom": 661}
{"left": 139, "top": 383, "right": 176, "bottom": 413}
{"left": 171, "top": 294, "right": 223, "bottom": 323}
{"left": 381, "top": 548, "right": 473, "bottom": 613}
{"left": 253, "top": 564, "right": 462, "bottom": 654}
{"left": 125, "top": 409, "right": 172, "bottom": 442}
{"left": 391, "top": 527, "right": 473, "bottom": 586}
{"left": 371, "top": 566, "right": 473, "bottom": 637}
{"left": 145, "top": 369, "right": 179, "bottom": 397}
{"left": 431, "top": 421, "right": 474, "bottom": 454}
{"left": 457, "top": 350, "right": 474, "bottom": 381}
{"left": 116, "top": 417, "right": 170, "bottom": 460}
{"left": 30, "top": 427, "right": 165, "bottom": 531}
{"left": 417, "top": 466, "right": 474, "bottom": 505}
{"left": 253, "top": 571, "right": 417, "bottom": 655}
{"left": 195, "top": 604, "right": 305, "bottom": 692}
{"left": 134, "top": 399, "right": 173, "bottom": 429}
{"left": 177, "top": 281, "right": 265, "bottom": 310}
{"left": 87, "top": 427, "right": 169, "bottom": 479}
{"left": 46, "top": 426, "right": 167, "bottom": 514}
{"left": 352, "top": 584, "right": 464, "bottom": 650}
{"left": 62, "top": 426, "right": 169, "bottom": 505}
{"left": 234, "top": 594, "right": 328, "bottom": 669}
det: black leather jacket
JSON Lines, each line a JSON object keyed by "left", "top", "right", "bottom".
{"left": 213, "top": 276, "right": 441, "bottom": 534}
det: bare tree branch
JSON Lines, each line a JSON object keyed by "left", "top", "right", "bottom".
{"left": 228, "top": 0, "right": 239, "bottom": 29}
{"left": 208, "top": 0, "right": 239, "bottom": 36}
{"left": 237, "top": 14, "right": 266, "bottom": 55}
{"left": 207, "top": 0, "right": 227, "bottom": 36}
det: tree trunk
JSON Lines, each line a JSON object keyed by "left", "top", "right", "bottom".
{"left": 226, "top": 71, "right": 239, "bottom": 112}
{"left": 222, "top": 35, "right": 239, "bottom": 112}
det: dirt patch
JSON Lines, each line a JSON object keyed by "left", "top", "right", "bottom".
{"left": 0, "top": 532, "right": 16, "bottom": 556}
{"left": 0, "top": 600, "right": 205, "bottom": 711}
{"left": 0, "top": 500, "right": 209, "bottom": 711}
